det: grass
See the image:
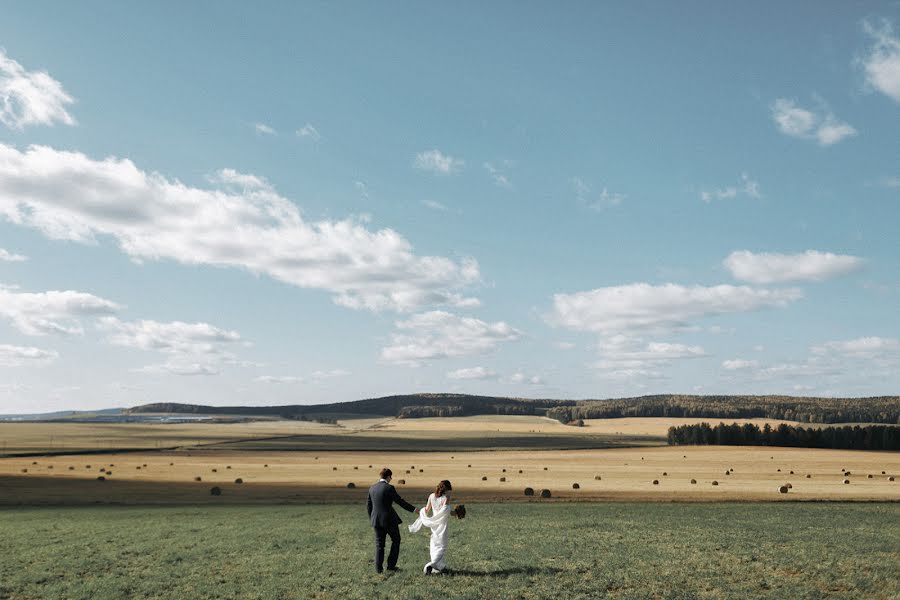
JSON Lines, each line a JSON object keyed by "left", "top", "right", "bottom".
{"left": 1, "top": 503, "right": 897, "bottom": 599}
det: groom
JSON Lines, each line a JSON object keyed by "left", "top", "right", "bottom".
{"left": 367, "top": 467, "right": 417, "bottom": 573}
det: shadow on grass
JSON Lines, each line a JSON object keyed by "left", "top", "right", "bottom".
{"left": 446, "top": 566, "right": 564, "bottom": 577}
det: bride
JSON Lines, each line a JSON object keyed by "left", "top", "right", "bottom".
{"left": 408, "top": 479, "right": 456, "bottom": 574}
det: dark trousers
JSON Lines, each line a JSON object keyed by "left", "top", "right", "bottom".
{"left": 373, "top": 524, "right": 401, "bottom": 572}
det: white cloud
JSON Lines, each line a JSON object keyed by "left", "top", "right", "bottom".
{"left": 422, "top": 200, "right": 448, "bottom": 212}
{"left": 381, "top": 310, "right": 521, "bottom": 365}
{"left": 811, "top": 336, "right": 900, "bottom": 357}
{"left": 548, "top": 283, "right": 801, "bottom": 335}
{"left": 507, "top": 372, "right": 544, "bottom": 385}
{"left": 700, "top": 173, "right": 761, "bottom": 203}
{"left": 483, "top": 162, "right": 512, "bottom": 188}
{"left": 861, "top": 19, "right": 900, "bottom": 103}
{"left": 414, "top": 149, "right": 463, "bottom": 175}
{"left": 0, "top": 343, "right": 58, "bottom": 367}
{"left": 0, "top": 248, "right": 26, "bottom": 262}
{"left": 0, "top": 287, "right": 120, "bottom": 335}
{"left": 722, "top": 359, "right": 759, "bottom": 370}
{"left": 0, "top": 49, "right": 75, "bottom": 130}
{"left": 354, "top": 180, "right": 369, "bottom": 200}
{"left": 99, "top": 317, "right": 242, "bottom": 376}
{"left": 591, "top": 335, "right": 706, "bottom": 376}
{"left": 0, "top": 143, "right": 480, "bottom": 312}
{"left": 254, "top": 369, "right": 350, "bottom": 384}
{"left": 572, "top": 177, "right": 625, "bottom": 210}
{"left": 553, "top": 341, "right": 575, "bottom": 350}
{"left": 255, "top": 375, "right": 304, "bottom": 384}
{"left": 446, "top": 366, "right": 498, "bottom": 380}
{"left": 254, "top": 123, "right": 276, "bottom": 135}
{"left": 297, "top": 123, "right": 321, "bottom": 141}
{"left": 724, "top": 250, "right": 864, "bottom": 284}
{"left": 770, "top": 99, "right": 856, "bottom": 146}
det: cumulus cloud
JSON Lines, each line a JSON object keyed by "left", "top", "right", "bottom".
{"left": 861, "top": 19, "right": 900, "bottom": 103}
{"left": 506, "top": 372, "right": 544, "bottom": 385}
{"left": 724, "top": 250, "right": 864, "bottom": 284}
{"left": 483, "top": 162, "right": 512, "bottom": 188}
{"left": 811, "top": 336, "right": 900, "bottom": 357}
{"left": 770, "top": 99, "right": 856, "bottom": 146}
{"left": 0, "top": 49, "right": 75, "bottom": 129}
{"left": 0, "top": 143, "right": 480, "bottom": 312}
{"left": 99, "top": 317, "right": 242, "bottom": 376}
{"left": 0, "top": 287, "right": 120, "bottom": 335}
{"left": 548, "top": 283, "right": 801, "bottom": 335}
{"left": 446, "top": 366, "right": 498, "bottom": 380}
{"left": 590, "top": 335, "right": 706, "bottom": 378}
{"left": 381, "top": 311, "right": 521, "bottom": 365}
{"left": 0, "top": 248, "right": 26, "bottom": 262}
{"left": 414, "top": 149, "right": 463, "bottom": 175}
{"left": 296, "top": 123, "right": 321, "bottom": 141}
{"left": 700, "top": 173, "right": 761, "bottom": 203}
{"left": 722, "top": 359, "right": 759, "bottom": 370}
{"left": 254, "top": 123, "right": 275, "bottom": 135}
{"left": 0, "top": 343, "right": 58, "bottom": 367}
{"left": 254, "top": 369, "right": 350, "bottom": 384}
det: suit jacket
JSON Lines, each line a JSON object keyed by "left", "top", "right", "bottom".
{"left": 367, "top": 480, "right": 416, "bottom": 528}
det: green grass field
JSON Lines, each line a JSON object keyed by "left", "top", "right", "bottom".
{"left": 1, "top": 503, "right": 897, "bottom": 600}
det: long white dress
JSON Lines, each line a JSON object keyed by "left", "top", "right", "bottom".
{"left": 408, "top": 492, "right": 451, "bottom": 573}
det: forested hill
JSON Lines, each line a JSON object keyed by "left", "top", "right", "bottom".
{"left": 127, "top": 394, "right": 575, "bottom": 419}
{"left": 127, "top": 393, "right": 900, "bottom": 424}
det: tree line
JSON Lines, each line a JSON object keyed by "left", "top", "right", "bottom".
{"left": 547, "top": 394, "right": 900, "bottom": 425}
{"left": 667, "top": 422, "right": 900, "bottom": 451}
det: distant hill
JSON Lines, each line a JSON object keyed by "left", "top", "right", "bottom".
{"left": 127, "top": 393, "right": 900, "bottom": 424}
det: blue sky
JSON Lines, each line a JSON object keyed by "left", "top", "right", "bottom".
{"left": 1, "top": 2, "right": 899, "bottom": 413}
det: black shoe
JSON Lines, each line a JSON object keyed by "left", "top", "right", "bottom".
{"left": 425, "top": 565, "right": 433, "bottom": 575}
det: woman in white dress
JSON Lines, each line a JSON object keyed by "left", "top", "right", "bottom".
{"left": 408, "top": 479, "right": 453, "bottom": 574}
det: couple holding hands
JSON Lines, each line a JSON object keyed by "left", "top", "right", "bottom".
{"left": 366, "top": 467, "right": 465, "bottom": 575}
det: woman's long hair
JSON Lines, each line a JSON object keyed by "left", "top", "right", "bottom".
{"left": 435, "top": 479, "right": 452, "bottom": 497}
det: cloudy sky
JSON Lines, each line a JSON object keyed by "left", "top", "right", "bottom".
{"left": 1, "top": 3, "right": 899, "bottom": 413}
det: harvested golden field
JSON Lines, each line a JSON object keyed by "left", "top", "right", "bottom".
{"left": 2, "top": 446, "right": 898, "bottom": 505}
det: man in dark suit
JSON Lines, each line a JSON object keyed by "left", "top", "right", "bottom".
{"left": 367, "top": 467, "right": 417, "bottom": 573}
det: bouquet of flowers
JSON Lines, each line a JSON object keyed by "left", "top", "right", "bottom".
{"left": 452, "top": 504, "right": 466, "bottom": 519}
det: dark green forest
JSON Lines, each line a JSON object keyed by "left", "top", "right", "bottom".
{"left": 667, "top": 421, "right": 900, "bottom": 451}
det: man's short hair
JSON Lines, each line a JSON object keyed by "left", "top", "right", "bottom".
{"left": 379, "top": 468, "right": 392, "bottom": 479}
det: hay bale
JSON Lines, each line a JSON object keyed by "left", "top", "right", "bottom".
{"left": 867, "top": 474, "right": 873, "bottom": 479}
{"left": 481, "top": 476, "right": 488, "bottom": 481}
{"left": 786, "top": 483, "right": 792, "bottom": 489}
{"left": 843, "top": 479, "right": 850, "bottom": 484}
{"left": 143, "top": 464, "right": 147, "bottom": 468}
{"left": 368, "top": 465, "right": 372, "bottom": 468}
{"left": 353, "top": 466, "right": 358, "bottom": 470}
{"left": 332, "top": 467, "right": 338, "bottom": 471}
{"left": 227, "top": 466, "right": 232, "bottom": 470}
{"left": 540, "top": 489, "right": 552, "bottom": 498}
{"left": 690, "top": 479, "right": 697, "bottom": 484}
{"left": 777, "top": 469, "right": 781, "bottom": 472}
{"left": 502, "top": 469, "right": 506, "bottom": 472}
{"left": 882, "top": 471, "right": 886, "bottom": 475}
{"left": 136, "top": 466, "right": 141, "bottom": 470}
{"left": 725, "top": 471, "right": 730, "bottom": 476}
{"left": 234, "top": 478, "right": 243, "bottom": 484}
{"left": 419, "top": 469, "right": 423, "bottom": 473}
{"left": 499, "top": 477, "right": 506, "bottom": 482}
{"left": 97, "top": 476, "right": 106, "bottom": 481}
{"left": 398, "top": 479, "right": 406, "bottom": 484}
{"left": 194, "top": 476, "right": 202, "bottom": 482}
{"left": 21, "top": 468, "right": 27, "bottom": 473}
{"left": 467, "top": 464, "right": 471, "bottom": 468}
{"left": 68, "top": 466, "right": 74, "bottom": 471}
{"left": 572, "top": 483, "right": 580, "bottom": 489}
{"left": 594, "top": 475, "right": 602, "bottom": 480}
{"left": 86, "top": 465, "right": 91, "bottom": 469}
{"left": 210, "top": 487, "right": 222, "bottom": 496}
{"left": 47, "top": 466, "right": 53, "bottom": 470}
{"left": 662, "top": 472, "right": 667, "bottom": 476}
{"left": 789, "top": 470, "right": 794, "bottom": 475}
{"left": 652, "top": 480, "right": 659, "bottom": 485}
{"left": 518, "top": 470, "right": 523, "bottom": 474}
{"left": 32, "top": 461, "right": 38, "bottom": 465}
{"left": 212, "top": 468, "right": 217, "bottom": 473}
{"left": 346, "top": 482, "right": 356, "bottom": 489}
{"left": 405, "top": 470, "right": 410, "bottom": 474}
{"left": 778, "top": 485, "right": 789, "bottom": 494}
{"left": 844, "top": 471, "right": 851, "bottom": 476}
{"left": 543, "top": 467, "right": 548, "bottom": 471}
{"left": 170, "top": 463, "right": 174, "bottom": 466}
{"left": 264, "top": 464, "right": 269, "bottom": 468}
{"left": 524, "top": 487, "right": 534, "bottom": 496}
{"left": 105, "top": 471, "right": 112, "bottom": 476}
{"left": 712, "top": 480, "right": 719, "bottom": 486}
{"left": 889, "top": 476, "right": 895, "bottom": 481}
{"left": 806, "top": 474, "right": 811, "bottom": 478}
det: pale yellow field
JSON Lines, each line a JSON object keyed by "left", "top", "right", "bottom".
{"left": 2, "top": 446, "right": 898, "bottom": 505}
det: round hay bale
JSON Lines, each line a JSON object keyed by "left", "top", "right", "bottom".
{"left": 867, "top": 474, "right": 873, "bottom": 479}
{"left": 96, "top": 476, "right": 106, "bottom": 481}
{"left": 725, "top": 471, "right": 730, "bottom": 476}
{"left": 419, "top": 469, "right": 423, "bottom": 473}
{"left": 662, "top": 472, "right": 667, "bottom": 476}
{"left": 712, "top": 480, "right": 719, "bottom": 486}
{"left": 47, "top": 466, "right": 53, "bottom": 470}
{"left": 234, "top": 478, "right": 243, "bottom": 484}
{"left": 789, "top": 470, "right": 794, "bottom": 475}
{"left": 594, "top": 475, "right": 602, "bottom": 480}
{"left": 368, "top": 465, "right": 372, "bottom": 468}
{"left": 572, "top": 483, "right": 580, "bottom": 489}
{"left": 519, "top": 470, "right": 523, "bottom": 474}
{"left": 481, "top": 476, "right": 488, "bottom": 481}
{"left": 264, "top": 464, "right": 269, "bottom": 468}
{"left": 227, "top": 466, "right": 232, "bottom": 470}
{"left": 499, "top": 477, "right": 506, "bottom": 482}
{"left": 690, "top": 479, "right": 697, "bottom": 484}
{"left": 332, "top": 467, "right": 338, "bottom": 471}
{"left": 843, "top": 479, "right": 850, "bottom": 484}
{"left": 778, "top": 485, "right": 789, "bottom": 494}
{"left": 844, "top": 471, "right": 851, "bottom": 476}
{"left": 194, "top": 476, "right": 202, "bottom": 482}
{"left": 143, "top": 464, "right": 147, "bottom": 468}
{"left": 346, "top": 482, "right": 356, "bottom": 489}
{"left": 398, "top": 479, "right": 406, "bottom": 485}
{"left": 211, "top": 468, "right": 217, "bottom": 473}
{"left": 136, "top": 466, "right": 141, "bottom": 470}
{"left": 405, "top": 470, "right": 410, "bottom": 474}
{"left": 170, "top": 463, "right": 174, "bottom": 466}
{"left": 652, "top": 480, "right": 659, "bottom": 485}
{"left": 354, "top": 466, "right": 358, "bottom": 470}
{"left": 105, "top": 471, "right": 112, "bottom": 476}
{"left": 210, "top": 486, "right": 222, "bottom": 496}
{"left": 86, "top": 465, "right": 91, "bottom": 469}
{"left": 68, "top": 466, "right": 74, "bottom": 471}
{"left": 543, "top": 467, "right": 548, "bottom": 471}
{"left": 524, "top": 487, "right": 534, "bottom": 496}
{"left": 777, "top": 469, "right": 781, "bottom": 472}
{"left": 110, "top": 464, "right": 114, "bottom": 467}
{"left": 882, "top": 471, "right": 886, "bottom": 475}
{"left": 889, "top": 476, "right": 895, "bottom": 481}
{"left": 467, "top": 464, "right": 471, "bottom": 468}
{"left": 806, "top": 474, "right": 811, "bottom": 478}
{"left": 502, "top": 469, "right": 506, "bottom": 472}
{"left": 540, "top": 489, "right": 552, "bottom": 498}
{"left": 32, "top": 461, "right": 37, "bottom": 465}
{"left": 21, "top": 468, "right": 27, "bottom": 473}
{"left": 410, "top": 466, "right": 415, "bottom": 469}
{"left": 786, "top": 483, "right": 792, "bottom": 489}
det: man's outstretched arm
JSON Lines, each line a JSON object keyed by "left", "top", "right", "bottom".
{"left": 391, "top": 487, "right": 416, "bottom": 512}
